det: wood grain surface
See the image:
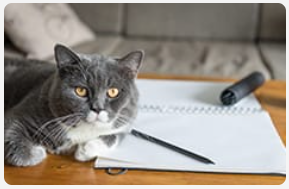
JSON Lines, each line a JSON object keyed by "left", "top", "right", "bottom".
{"left": 4, "top": 74, "right": 286, "bottom": 185}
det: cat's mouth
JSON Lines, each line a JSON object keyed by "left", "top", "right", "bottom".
{"left": 85, "top": 110, "right": 110, "bottom": 123}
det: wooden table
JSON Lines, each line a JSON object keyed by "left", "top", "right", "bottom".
{"left": 4, "top": 75, "right": 286, "bottom": 185}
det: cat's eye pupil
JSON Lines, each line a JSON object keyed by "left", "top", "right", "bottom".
{"left": 107, "top": 88, "right": 119, "bottom": 98}
{"left": 75, "top": 87, "right": 87, "bottom": 97}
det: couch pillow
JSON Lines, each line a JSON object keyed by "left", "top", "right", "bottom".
{"left": 4, "top": 3, "right": 96, "bottom": 60}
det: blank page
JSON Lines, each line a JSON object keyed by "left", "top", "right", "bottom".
{"left": 95, "top": 79, "right": 285, "bottom": 174}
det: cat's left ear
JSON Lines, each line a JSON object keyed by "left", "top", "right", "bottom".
{"left": 118, "top": 50, "right": 144, "bottom": 79}
{"left": 54, "top": 44, "right": 80, "bottom": 68}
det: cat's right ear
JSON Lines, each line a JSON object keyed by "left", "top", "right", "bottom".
{"left": 118, "top": 50, "right": 144, "bottom": 79}
{"left": 54, "top": 44, "right": 80, "bottom": 68}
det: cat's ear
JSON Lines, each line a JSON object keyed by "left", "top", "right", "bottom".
{"left": 54, "top": 44, "right": 80, "bottom": 68}
{"left": 118, "top": 50, "right": 144, "bottom": 79}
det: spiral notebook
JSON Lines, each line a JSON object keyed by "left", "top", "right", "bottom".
{"left": 94, "top": 79, "right": 286, "bottom": 175}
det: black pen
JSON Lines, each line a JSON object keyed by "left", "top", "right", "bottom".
{"left": 131, "top": 129, "right": 215, "bottom": 165}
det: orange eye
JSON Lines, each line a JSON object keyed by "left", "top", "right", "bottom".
{"left": 107, "top": 88, "right": 119, "bottom": 98}
{"left": 75, "top": 87, "right": 87, "bottom": 97}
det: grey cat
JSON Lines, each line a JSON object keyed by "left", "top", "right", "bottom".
{"left": 4, "top": 44, "right": 144, "bottom": 166}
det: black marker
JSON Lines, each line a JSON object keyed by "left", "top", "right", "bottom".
{"left": 220, "top": 72, "right": 265, "bottom": 106}
{"left": 131, "top": 129, "right": 215, "bottom": 165}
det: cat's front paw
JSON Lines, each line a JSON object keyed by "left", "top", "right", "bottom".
{"left": 6, "top": 146, "right": 47, "bottom": 167}
{"left": 74, "top": 136, "right": 118, "bottom": 162}
{"left": 29, "top": 146, "right": 47, "bottom": 165}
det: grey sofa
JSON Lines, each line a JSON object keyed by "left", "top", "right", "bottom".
{"left": 4, "top": 3, "right": 286, "bottom": 80}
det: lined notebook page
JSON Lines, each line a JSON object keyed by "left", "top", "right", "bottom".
{"left": 95, "top": 79, "right": 285, "bottom": 175}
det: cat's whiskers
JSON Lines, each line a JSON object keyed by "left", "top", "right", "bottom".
{"left": 41, "top": 125, "right": 63, "bottom": 147}
{"left": 32, "top": 115, "right": 69, "bottom": 139}
{"left": 39, "top": 114, "right": 82, "bottom": 148}
{"left": 37, "top": 119, "right": 69, "bottom": 147}
{"left": 114, "top": 114, "right": 132, "bottom": 127}
{"left": 115, "top": 119, "right": 127, "bottom": 127}
{"left": 34, "top": 113, "right": 82, "bottom": 137}
{"left": 33, "top": 113, "right": 82, "bottom": 145}
{"left": 117, "top": 116, "right": 129, "bottom": 123}
{"left": 118, "top": 113, "right": 132, "bottom": 122}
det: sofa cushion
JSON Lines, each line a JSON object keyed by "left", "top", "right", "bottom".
{"left": 71, "top": 35, "right": 122, "bottom": 56}
{"left": 4, "top": 3, "right": 95, "bottom": 60}
{"left": 109, "top": 39, "right": 271, "bottom": 79}
{"left": 44, "top": 35, "right": 122, "bottom": 63}
{"left": 259, "top": 42, "right": 285, "bottom": 80}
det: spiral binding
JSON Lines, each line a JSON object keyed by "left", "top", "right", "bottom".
{"left": 138, "top": 104, "right": 262, "bottom": 115}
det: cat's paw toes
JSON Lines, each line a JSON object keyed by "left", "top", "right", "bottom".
{"left": 74, "top": 139, "right": 110, "bottom": 162}
{"left": 74, "top": 145, "right": 90, "bottom": 162}
{"left": 17, "top": 146, "right": 47, "bottom": 167}
{"left": 26, "top": 146, "right": 47, "bottom": 166}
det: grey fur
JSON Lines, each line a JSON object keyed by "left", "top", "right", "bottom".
{"left": 4, "top": 44, "right": 144, "bottom": 166}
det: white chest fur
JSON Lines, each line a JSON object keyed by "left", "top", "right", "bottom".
{"left": 65, "top": 120, "right": 129, "bottom": 145}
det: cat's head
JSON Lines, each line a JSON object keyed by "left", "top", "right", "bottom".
{"left": 48, "top": 44, "right": 144, "bottom": 128}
